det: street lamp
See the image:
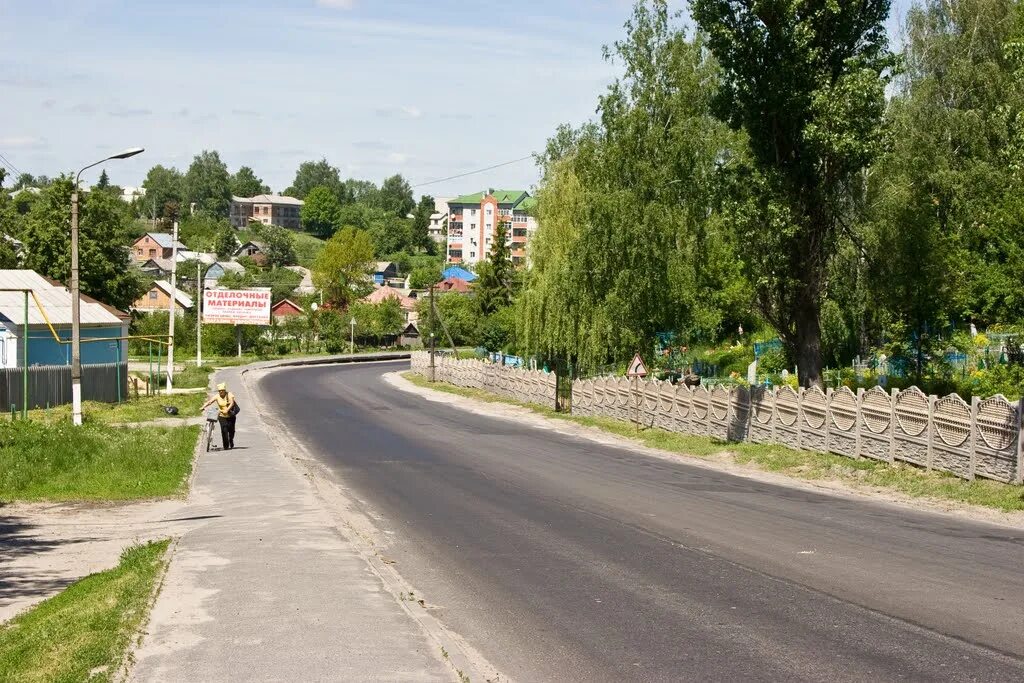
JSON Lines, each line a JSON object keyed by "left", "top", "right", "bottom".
{"left": 70, "top": 147, "right": 144, "bottom": 425}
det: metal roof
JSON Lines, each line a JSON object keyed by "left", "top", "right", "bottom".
{"left": 143, "top": 232, "right": 187, "bottom": 250}
{"left": 0, "top": 270, "right": 124, "bottom": 327}
{"left": 151, "top": 281, "right": 194, "bottom": 308}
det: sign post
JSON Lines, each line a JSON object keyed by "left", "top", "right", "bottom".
{"left": 626, "top": 353, "right": 649, "bottom": 431}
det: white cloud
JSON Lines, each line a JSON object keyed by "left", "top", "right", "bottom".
{"left": 0, "top": 136, "right": 44, "bottom": 149}
{"left": 315, "top": 0, "right": 356, "bottom": 8}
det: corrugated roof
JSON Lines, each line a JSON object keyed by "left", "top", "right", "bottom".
{"left": 0, "top": 270, "right": 124, "bottom": 326}
{"left": 233, "top": 194, "right": 304, "bottom": 206}
{"left": 449, "top": 190, "right": 530, "bottom": 207}
{"left": 152, "top": 281, "right": 194, "bottom": 309}
{"left": 143, "top": 232, "right": 187, "bottom": 250}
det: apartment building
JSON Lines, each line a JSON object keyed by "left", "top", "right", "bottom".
{"left": 428, "top": 197, "right": 451, "bottom": 244}
{"left": 230, "top": 194, "right": 303, "bottom": 229}
{"left": 446, "top": 190, "right": 538, "bottom": 266}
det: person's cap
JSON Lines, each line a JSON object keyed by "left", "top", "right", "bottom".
{"left": 217, "top": 383, "right": 226, "bottom": 391}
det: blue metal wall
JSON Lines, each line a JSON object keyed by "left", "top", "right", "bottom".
{"left": 23, "top": 326, "right": 125, "bottom": 366}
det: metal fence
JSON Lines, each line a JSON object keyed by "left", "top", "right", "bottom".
{"left": 0, "top": 362, "right": 129, "bottom": 411}
{"left": 411, "top": 352, "right": 1024, "bottom": 485}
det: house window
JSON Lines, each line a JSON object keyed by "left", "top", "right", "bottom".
{"left": 149, "top": 248, "right": 156, "bottom": 256}
{"left": 469, "top": 251, "right": 476, "bottom": 258}
{"left": 470, "top": 208, "right": 477, "bottom": 216}
{"left": 486, "top": 207, "right": 493, "bottom": 216}
{"left": 149, "top": 291, "right": 158, "bottom": 300}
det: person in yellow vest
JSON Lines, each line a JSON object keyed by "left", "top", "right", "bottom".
{"left": 201, "top": 382, "right": 238, "bottom": 450}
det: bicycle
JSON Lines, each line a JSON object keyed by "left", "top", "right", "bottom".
{"left": 204, "top": 406, "right": 219, "bottom": 452}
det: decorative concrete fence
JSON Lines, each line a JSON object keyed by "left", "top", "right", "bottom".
{"left": 411, "top": 351, "right": 1024, "bottom": 485}
{"left": 410, "top": 352, "right": 556, "bottom": 409}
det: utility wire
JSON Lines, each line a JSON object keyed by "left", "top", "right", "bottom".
{"left": 412, "top": 155, "right": 534, "bottom": 189}
{"left": 0, "top": 150, "right": 22, "bottom": 178}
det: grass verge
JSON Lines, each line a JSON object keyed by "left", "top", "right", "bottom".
{"left": 0, "top": 393, "right": 207, "bottom": 426}
{"left": 0, "top": 423, "right": 200, "bottom": 502}
{"left": 0, "top": 540, "right": 169, "bottom": 683}
{"left": 402, "top": 372, "right": 1024, "bottom": 513}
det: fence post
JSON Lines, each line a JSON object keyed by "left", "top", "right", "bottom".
{"left": 770, "top": 387, "right": 778, "bottom": 444}
{"left": 824, "top": 388, "right": 833, "bottom": 453}
{"left": 888, "top": 388, "right": 899, "bottom": 464}
{"left": 926, "top": 394, "right": 937, "bottom": 472}
{"left": 796, "top": 387, "right": 804, "bottom": 450}
{"left": 855, "top": 388, "right": 865, "bottom": 459}
{"left": 745, "top": 385, "right": 753, "bottom": 442}
{"left": 1016, "top": 397, "right": 1024, "bottom": 485}
{"left": 969, "top": 396, "right": 980, "bottom": 480}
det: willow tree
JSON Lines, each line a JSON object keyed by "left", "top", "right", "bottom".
{"left": 692, "top": 0, "right": 894, "bottom": 387}
{"left": 519, "top": 1, "right": 745, "bottom": 372}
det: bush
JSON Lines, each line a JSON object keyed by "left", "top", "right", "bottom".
{"left": 758, "top": 347, "right": 788, "bottom": 374}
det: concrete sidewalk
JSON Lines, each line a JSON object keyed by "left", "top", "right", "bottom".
{"left": 130, "top": 367, "right": 452, "bottom": 682}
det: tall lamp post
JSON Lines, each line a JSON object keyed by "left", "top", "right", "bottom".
{"left": 70, "top": 147, "right": 144, "bottom": 426}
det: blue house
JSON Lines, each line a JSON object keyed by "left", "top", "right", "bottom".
{"left": 0, "top": 270, "right": 129, "bottom": 368}
{"left": 374, "top": 261, "right": 399, "bottom": 285}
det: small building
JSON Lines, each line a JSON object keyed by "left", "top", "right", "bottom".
{"left": 132, "top": 233, "right": 187, "bottom": 263}
{"left": 362, "top": 286, "right": 419, "bottom": 324}
{"left": 234, "top": 241, "right": 266, "bottom": 259}
{"left": 400, "top": 321, "right": 420, "bottom": 346}
{"left": 374, "top": 262, "right": 399, "bottom": 285}
{"left": 0, "top": 270, "right": 129, "bottom": 368}
{"left": 137, "top": 257, "right": 174, "bottom": 279}
{"left": 230, "top": 194, "right": 304, "bottom": 230}
{"left": 436, "top": 277, "right": 472, "bottom": 294}
{"left": 203, "top": 261, "right": 246, "bottom": 290}
{"left": 133, "top": 281, "right": 193, "bottom": 316}
{"left": 271, "top": 299, "right": 304, "bottom": 323}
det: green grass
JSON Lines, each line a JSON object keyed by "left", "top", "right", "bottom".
{"left": 0, "top": 393, "right": 207, "bottom": 426}
{"left": 0, "top": 422, "right": 200, "bottom": 502}
{"left": 403, "top": 372, "right": 1024, "bottom": 513}
{"left": 0, "top": 540, "right": 169, "bottom": 683}
{"left": 143, "top": 364, "right": 212, "bottom": 390}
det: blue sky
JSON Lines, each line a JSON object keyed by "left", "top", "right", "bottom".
{"left": 1, "top": 0, "right": 914, "bottom": 198}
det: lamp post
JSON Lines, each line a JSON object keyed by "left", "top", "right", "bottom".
{"left": 350, "top": 317, "right": 356, "bottom": 355}
{"left": 70, "top": 147, "right": 144, "bottom": 426}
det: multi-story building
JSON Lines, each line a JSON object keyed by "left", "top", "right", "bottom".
{"left": 428, "top": 197, "right": 451, "bottom": 244}
{"left": 230, "top": 194, "right": 303, "bottom": 229}
{"left": 446, "top": 189, "right": 538, "bottom": 266}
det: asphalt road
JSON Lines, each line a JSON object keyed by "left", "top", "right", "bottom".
{"left": 258, "top": 362, "right": 1024, "bottom": 682}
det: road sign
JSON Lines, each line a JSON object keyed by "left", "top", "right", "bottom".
{"left": 626, "top": 353, "right": 648, "bottom": 378}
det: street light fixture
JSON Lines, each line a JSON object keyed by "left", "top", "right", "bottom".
{"left": 70, "top": 147, "right": 144, "bottom": 425}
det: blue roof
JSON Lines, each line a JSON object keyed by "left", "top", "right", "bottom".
{"left": 442, "top": 266, "right": 477, "bottom": 282}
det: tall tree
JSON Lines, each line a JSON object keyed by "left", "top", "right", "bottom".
{"left": 476, "top": 219, "right": 513, "bottom": 316}
{"left": 373, "top": 174, "right": 415, "bottom": 217}
{"left": 410, "top": 195, "right": 436, "bottom": 252}
{"left": 22, "top": 177, "right": 143, "bottom": 310}
{"left": 215, "top": 226, "right": 239, "bottom": 259}
{"left": 311, "top": 226, "right": 375, "bottom": 306}
{"left": 96, "top": 169, "right": 110, "bottom": 190}
{"left": 344, "top": 178, "right": 378, "bottom": 204}
{"left": 300, "top": 186, "right": 343, "bottom": 239}
{"left": 691, "top": 0, "right": 894, "bottom": 387}
{"left": 230, "top": 166, "right": 270, "bottom": 197}
{"left": 288, "top": 159, "right": 348, "bottom": 202}
{"left": 263, "top": 225, "right": 298, "bottom": 267}
{"left": 141, "top": 164, "right": 185, "bottom": 221}
{"left": 184, "top": 150, "right": 232, "bottom": 218}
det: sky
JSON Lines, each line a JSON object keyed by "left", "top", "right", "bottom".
{"left": 1, "top": 0, "right": 914, "bottom": 199}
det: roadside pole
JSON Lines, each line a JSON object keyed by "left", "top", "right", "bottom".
{"left": 166, "top": 220, "right": 179, "bottom": 394}
{"left": 196, "top": 258, "right": 203, "bottom": 367}
{"left": 22, "top": 290, "right": 28, "bottom": 419}
{"left": 626, "top": 353, "right": 648, "bottom": 433}
{"left": 428, "top": 283, "right": 436, "bottom": 382}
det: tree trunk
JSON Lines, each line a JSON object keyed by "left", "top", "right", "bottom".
{"left": 794, "top": 288, "right": 824, "bottom": 388}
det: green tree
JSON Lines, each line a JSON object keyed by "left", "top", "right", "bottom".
{"left": 215, "top": 226, "right": 238, "bottom": 258}
{"left": 367, "top": 214, "right": 412, "bottom": 256}
{"left": 691, "top": 0, "right": 894, "bottom": 387}
{"left": 263, "top": 225, "right": 297, "bottom": 267}
{"left": 408, "top": 265, "right": 441, "bottom": 290}
{"left": 96, "top": 169, "right": 110, "bottom": 190}
{"left": 344, "top": 178, "right": 378, "bottom": 204}
{"left": 300, "top": 186, "right": 342, "bottom": 239}
{"left": 230, "top": 166, "right": 270, "bottom": 197}
{"left": 475, "top": 219, "right": 513, "bottom": 316}
{"left": 373, "top": 174, "right": 415, "bottom": 217}
{"left": 184, "top": 150, "right": 232, "bottom": 218}
{"left": 312, "top": 226, "right": 375, "bottom": 306}
{"left": 416, "top": 292, "right": 478, "bottom": 345}
{"left": 478, "top": 305, "right": 517, "bottom": 353}
{"left": 288, "top": 159, "right": 348, "bottom": 202}
{"left": 410, "top": 195, "right": 435, "bottom": 253}
{"left": 141, "top": 165, "right": 185, "bottom": 221}
{"left": 22, "top": 177, "right": 144, "bottom": 311}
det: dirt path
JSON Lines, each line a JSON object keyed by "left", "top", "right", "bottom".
{"left": 0, "top": 499, "right": 208, "bottom": 623}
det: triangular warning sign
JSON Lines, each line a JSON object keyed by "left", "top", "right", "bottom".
{"left": 626, "top": 353, "right": 648, "bottom": 378}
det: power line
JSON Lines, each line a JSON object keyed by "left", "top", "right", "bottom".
{"left": 0, "top": 150, "right": 22, "bottom": 178}
{"left": 412, "top": 155, "right": 535, "bottom": 189}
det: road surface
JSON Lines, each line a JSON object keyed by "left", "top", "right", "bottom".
{"left": 257, "top": 361, "right": 1024, "bottom": 682}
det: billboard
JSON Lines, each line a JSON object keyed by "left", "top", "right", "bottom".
{"left": 202, "top": 288, "right": 272, "bottom": 326}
